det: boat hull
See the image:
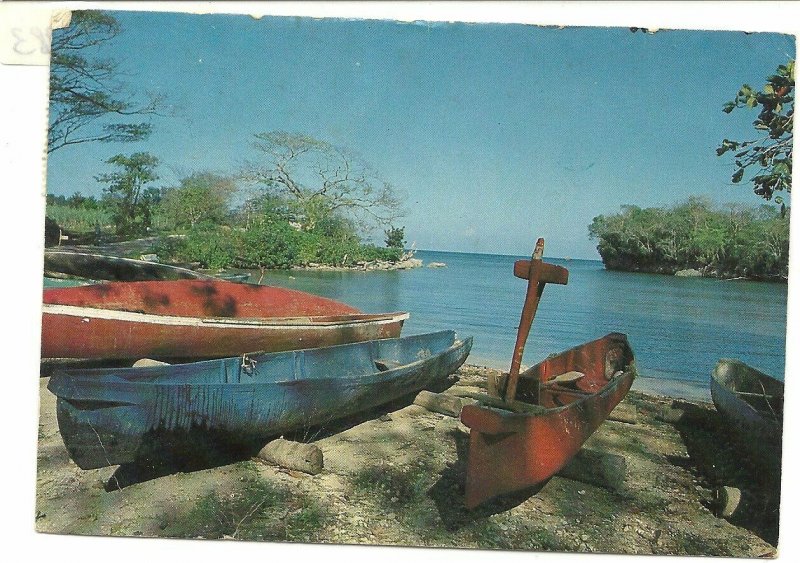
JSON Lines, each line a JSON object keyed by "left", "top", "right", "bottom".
{"left": 41, "top": 280, "right": 406, "bottom": 360}
{"left": 48, "top": 331, "right": 472, "bottom": 469}
{"left": 460, "top": 333, "right": 635, "bottom": 508}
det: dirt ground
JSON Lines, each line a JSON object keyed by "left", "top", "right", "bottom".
{"left": 36, "top": 365, "right": 780, "bottom": 556}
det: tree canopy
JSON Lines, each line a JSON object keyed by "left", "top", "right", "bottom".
{"left": 589, "top": 197, "right": 789, "bottom": 281}
{"left": 48, "top": 11, "right": 160, "bottom": 153}
{"left": 159, "top": 172, "right": 237, "bottom": 229}
{"left": 717, "top": 60, "right": 794, "bottom": 211}
{"left": 242, "top": 132, "right": 404, "bottom": 232}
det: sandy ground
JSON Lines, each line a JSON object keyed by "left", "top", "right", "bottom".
{"left": 36, "top": 365, "right": 780, "bottom": 556}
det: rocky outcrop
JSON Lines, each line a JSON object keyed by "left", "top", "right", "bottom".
{"left": 675, "top": 269, "right": 703, "bottom": 278}
{"left": 295, "top": 258, "right": 423, "bottom": 272}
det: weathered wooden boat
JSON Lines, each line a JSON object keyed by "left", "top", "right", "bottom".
{"left": 47, "top": 330, "right": 473, "bottom": 469}
{"left": 461, "top": 333, "right": 636, "bottom": 508}
{"left": 460, "top": 239, "right": 635, "bottom": 508}
{"left": 44, "top": 250, "right": 216, "bottom": 282}
{"left": 711, "top": 359, "right": 783, "bottom": 475}
{"left": 42, "top": 280, "right": 408, "bottom": 361}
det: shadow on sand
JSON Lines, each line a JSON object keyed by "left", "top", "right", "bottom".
{"left": 104, "top": 384, "right": 456, "bottom": 491}
{"left": 427, "top": 428, "right": 546, "bottom": 531}
{"left": 663, "top": 400, "right": 780, "bottom": 546}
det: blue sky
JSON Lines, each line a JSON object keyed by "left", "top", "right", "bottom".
{"left": 46, "top": 11, "right": 795, "bottom": 259}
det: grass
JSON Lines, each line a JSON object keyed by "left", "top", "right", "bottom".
{"left": 350, "top": 462, "right": 433, "bottom": 508}
{"left": 161, "top": 469, "right": 331, "bottom": 542}
{"left": 47, "top": 205, "right": 113, "bottom": 234}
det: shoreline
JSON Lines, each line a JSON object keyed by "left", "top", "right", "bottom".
{"left": 601, "top": 263, "right": 787, "bottom": 284}
{"left": 52, "top": 238, "right": 425, "bottom": 273}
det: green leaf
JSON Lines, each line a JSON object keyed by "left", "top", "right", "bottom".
{"left": 732, "top": 169, "right": 744, "bottom": 183}
{"left": 763, "top": 84, "right": 775, "bottom": 95}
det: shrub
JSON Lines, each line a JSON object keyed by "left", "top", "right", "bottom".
{"left": 236, "top": 219, "right": 300, "bottom": 269}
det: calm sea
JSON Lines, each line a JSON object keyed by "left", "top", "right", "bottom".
{"left": 256, "top": 250, "right": 788, "bottom": 401}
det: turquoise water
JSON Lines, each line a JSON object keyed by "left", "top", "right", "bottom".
{"left": 256, "top": 250, "right": 788, "bottom": 400}
{"left": 44, "top": 250, "right": 787, "bottom": 400}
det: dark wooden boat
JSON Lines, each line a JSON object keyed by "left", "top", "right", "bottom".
{"left": 42, "top": 280, "right": 408, "bottom": 361}
{"left": 711, "top": 359, "right": 783, "bottom": 475}
{"left": 47, "top": 330, "right": 473, "bottom": 469}
{"left": 44, "top": 250, "right": 216, "bottom": 282}
{"left": 460, "top": 239, "right": 635, "bottom": 508}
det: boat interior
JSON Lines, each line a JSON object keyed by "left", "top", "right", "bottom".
{"left": 715, "top": 361, "right": 783, "bottom": 419}
{"left": 57, "top": 331, "right": 460, "bottom": 386}
{"left": 488, "top": 335, "right": 635, "bottom": 410}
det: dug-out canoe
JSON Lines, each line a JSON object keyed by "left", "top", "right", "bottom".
{"left": 711, "top": 359, "right": 783, "bottom": 477}
{"left": 44, "top": 250, "right": 216, "bottom": 282}
{"left": 460, "top": 333, "right": 636, "bottom": 508}
{"left": 41, "top": 280, "right": 407, "bottom": 361}
{"left": 47, "top": 330, "right": 473, "bottom": 469}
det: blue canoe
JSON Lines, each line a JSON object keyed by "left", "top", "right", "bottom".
{"left": 48, "top": 330, "right": 472, "bottom": 469}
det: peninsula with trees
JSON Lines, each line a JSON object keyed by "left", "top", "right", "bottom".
{"left": 589, "top": 60, "right": 793, "bottom": 282}
{"left": 44, "top": 12, "right": 413, "bottom": 273}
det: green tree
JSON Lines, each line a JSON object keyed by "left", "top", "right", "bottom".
{"left": 159, "top": 172, "right": 236, "bottom": 229}
{"left": 717, "top": 60, "right": 794, "bottom": 211}
{"left": 384, "top": 226, "right": 406, "bottom": 249}
{"left": 96, "top": 152, "right": 160, "bottom": 235}
{"left": 48, "top": 11, "right": 161, "bottom": 153}
{"left": 243, "top": 132, "right": 404, "bottom": 232}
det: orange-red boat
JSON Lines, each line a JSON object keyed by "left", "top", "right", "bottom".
{"left": 460, "top": 333, "right": 636, "bottom": 508}
{"left": 41, "top": 280, "right": 407, "bottom": 361}
{"left": 460, "top": 238, "right": 635, "bottom": 508}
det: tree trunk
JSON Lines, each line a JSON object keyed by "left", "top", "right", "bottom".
{"left": 556, "top": 448, "right": 627, "bottom": 491}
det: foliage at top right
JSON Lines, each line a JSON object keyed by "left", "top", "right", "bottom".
{"left": 717, "top": 60, "right": 794, "bottom": 212}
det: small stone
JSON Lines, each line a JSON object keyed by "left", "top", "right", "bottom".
{"left": 578, "top": 490, "right": 586, "bottom": 495}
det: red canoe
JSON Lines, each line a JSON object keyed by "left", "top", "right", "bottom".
{"left": 460, "top": 333, "right": 636, "bottom": 508}
{"left": 41, "top": 280, "right": 408, "bottom": 360}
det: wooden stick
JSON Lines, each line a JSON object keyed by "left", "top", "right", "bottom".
{"left": 505, "top": 238, "right": 545, "bottom": 403}
{"left": 556, "top": 448, "right": 628, "bottom": 491}
{"left": 714, "top": 486, "right": 742, "bottom": 519}
{"left": 256, "top": 438, "right": 323, "bottom": 475}
{"left": 414, "top": 390, "right": 477, "bottom": 417}
{"left": 608, "top": 403, "right": 638, "bottom": 424}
